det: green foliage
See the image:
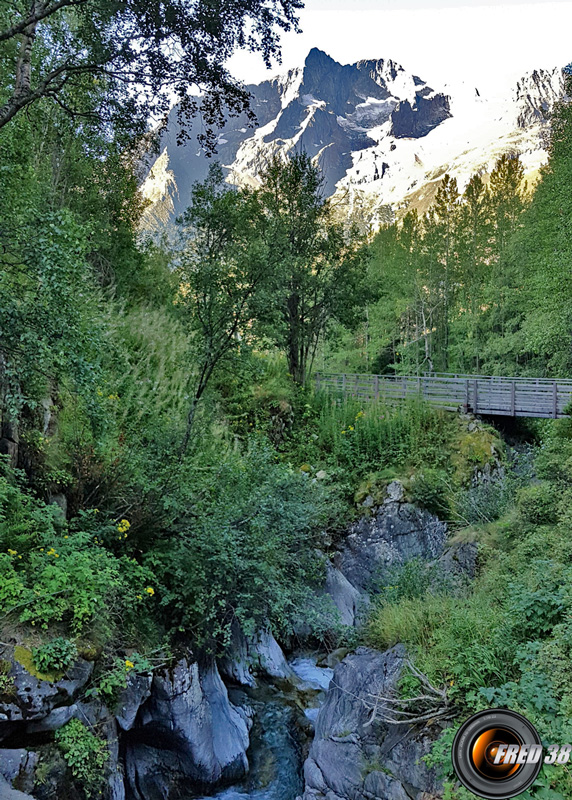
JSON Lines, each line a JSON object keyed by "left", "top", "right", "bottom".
{"left": 32, "top": 638, "right": 77, "bottom": 674}
{"left": 517, "top": 483, "right": 558, "bottom": 525}
{"left": 147, "top": 439, "right": 331, "bottom": 647}
{"left": 107, "top": 304, "right": 192, "bottom": 432}
{"left": 0, "top": 0, "right": 301, "bottom": 142}
{"left": 311, "top": 394, "right": 453, "bottom": 474}
{"left": 55, "top": 719, "right": 108, "bottom": 795}
{"left": 0, "top": 469, "right": 155, "bottom": 634}
{"left": 409, "top": 469, "right": 450, "bottom": 516}
{"left": 257, "top": 153, "right": 371, "bottom": 385}
{"left": 335, "top": 152, "right": 529, "bottom": 376}
{"left": 0, "top": 659, "right": 14, "bottom": 697}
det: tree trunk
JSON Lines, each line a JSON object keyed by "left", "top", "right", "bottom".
{"left": 0, "top": 352, "right": 19, "bottom": 466}
{"left": 0, "top": 1, "right": 40, "bottom": 129}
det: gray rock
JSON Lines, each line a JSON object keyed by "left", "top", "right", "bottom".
{"left": 115, "top": 673, "right": 152, "bottom": 731}
{"left": 300, "top": 646, "right": 441, "bottom": 800}
{"left": 25, "top": 705, "right": 77, "bottom": 734}
{"left": 74, "top": 699, "right": 125, "bottom": 800}
{"left": 219, "top": 622, "right": 295, "bottom": 687}
{"left": 0, "top": 775, "right": 36, "bottom": 800}
{"left": 434, "top": 540, "right": 478, "bottom": 585}
{"left": 48, "top": 494, "right": 67, "bottom": 519}
{"left": 384, "top": 480, "right": 405, "bottom": 503}
{"left": 324, "top": 564, "right": 365, "bottom": 627}
{"left": 0, "top": 751, "right": 37, "bottom": 793}
{"left": 0, "top": 648, "right": 93, "bottom": 722}
{"left": 126, "top": 657, "right": 251, "bottom": 798}
{"left": 250, "top": 630, "right": 295, "bottom": 681}
{"left": 335, "top": 502, "right": 447, "bottom": 593}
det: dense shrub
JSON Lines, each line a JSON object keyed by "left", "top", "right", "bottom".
{"left": 409, "top": 469, "right": 450, "bottom": 516}
{"left": 32, "top": 638, "right": 77, "bottom": 674}
{"left": 517, "top": 482, "right": 558, "bottom": 524}
{"left": 55, "top": 719, "right": 108, "bottom": 795}
{"left": 146, "top": 439, "right": 333, "bottom": 648}
{"left": 0, "top": 470, "right": 155, "bottom": 634}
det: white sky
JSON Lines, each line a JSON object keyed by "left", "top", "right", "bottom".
{"left": 228, "top": 1, "right": 572, "bottom": 95}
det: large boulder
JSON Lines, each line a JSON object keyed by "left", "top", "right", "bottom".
{"left": 300, "top": 646, "right": 441, "bottom": 800}
{"left": 0, "top": 775, "right": 36, "bottom": 800}
{"left": 115, "top": 673, "right": 153, "bottom": 732}
{"left": 0, "top": 646, "right": 92, "bottom": 724}
{"left": 219, "top": 622, "right": 296, "bottom": 688}
{"left": 0, "top": 751, "right": 37, "bottom": 795}
{"left": 324, "top": 564, "right": 365, "bottom": 628}
{"left": 335, "top": 498, "right": 447, "bottom": 593}
{"left": 125, "top": 657, "right": 252, "bottom": 799}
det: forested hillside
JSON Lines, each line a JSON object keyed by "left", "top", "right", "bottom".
{"left": 2, "top": 2, "right": 572, "bottom": 799}
{"left": 323, "top": 80, "right": 572, "bottom": 378}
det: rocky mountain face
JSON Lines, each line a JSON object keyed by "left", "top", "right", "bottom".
{"left": 140, "top": 50, "right": 565, "bottom": 232}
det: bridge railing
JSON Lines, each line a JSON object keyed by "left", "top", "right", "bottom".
{"left": 315, "top": 372, "right": 572, "bottom": 419}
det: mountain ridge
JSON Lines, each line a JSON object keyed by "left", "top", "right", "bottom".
{"left": 140, "top": 48, "right": 565, "bottom": 232}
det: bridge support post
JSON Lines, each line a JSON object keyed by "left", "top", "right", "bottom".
{"left": 464, "top": 380, "right": 469, "bottom": 412}
{"left": 511, "top": 381, "right": 516, "bottom": 416}
{"left": 553, "top": 381, "right": 558, "bottom": 419}
{"left": 473, "top": 380, "right": 478, "bottom": 414}
{"left": 374, "top": 374, "right": 379, "bottom": 401}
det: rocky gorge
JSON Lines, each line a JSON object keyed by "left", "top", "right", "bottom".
{"left": 0, "top": 469, "right": 483, "bottom": 800}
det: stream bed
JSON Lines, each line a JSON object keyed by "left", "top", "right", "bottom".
{"left": 195, "top": 656, "right": 333, "bottom": 800}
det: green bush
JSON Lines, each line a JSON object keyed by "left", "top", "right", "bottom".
{"left": 55, "top": 719, "right": 108, "bottom": 795}
{"left": 453, "top": 471, "right": 514, "bottom": 524}
{"left": 517, "top": 483, "right": 558, "bottom": 525}
{"left": 409, "top": 469, "right": 450, "bottom": 517}
{"left": 32, "top": 638, "right": 77, "bottom": 674}
{"left": 0, "top": 470, "right": 156, "bottom": 635}
{"left": 147, "top": 438, "right": 332, "bottom": 646}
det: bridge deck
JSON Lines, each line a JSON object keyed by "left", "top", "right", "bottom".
{"left": 315, "top": 373, "right": 572, "bottom": 419}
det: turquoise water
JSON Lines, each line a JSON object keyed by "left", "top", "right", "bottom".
{"left": 196, "top": 657, "right": 333, "bottom": 800}
{"left": 197, "top": 696, "right": 305, "bottom": 800}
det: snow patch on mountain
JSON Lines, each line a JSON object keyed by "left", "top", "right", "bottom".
{"left": 140, "top": 49, "right": 567, "bottom": 232}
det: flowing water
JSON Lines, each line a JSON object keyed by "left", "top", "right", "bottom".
{"left": 195, "top": 656, "right": 333, "bottom": 800}
{"left": 196, "top": 695, "right": 304, "bottom": 800}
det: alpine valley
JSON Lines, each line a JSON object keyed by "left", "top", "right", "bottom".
{"left": 141, "top": 47, "right": 566, "bottom": 231}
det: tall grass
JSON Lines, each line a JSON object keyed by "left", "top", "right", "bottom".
{"left": 109, "top": 305, "right": 193, "bottom": 430}
{"left": 313, "top": 392, "right": 453, "bottom": 472}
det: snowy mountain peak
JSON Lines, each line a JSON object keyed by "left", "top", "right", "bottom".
{"left": 141, "top": 51, "right": 567, "bottom": 233}
{"left": 514, "top": 66, "right": 565, "bottom": 127}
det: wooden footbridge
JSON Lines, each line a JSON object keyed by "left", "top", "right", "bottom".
{"left": 315, "top": 372, "right": 572, "bottom": 419}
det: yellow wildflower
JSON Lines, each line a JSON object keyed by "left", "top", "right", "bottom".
{"left": 348, "top": 425, "right": 354, "bottom": 431}
{"left": 125, "top": 660, "right": 135, "bottom": 671}
{"left": 136, "top": 595, "right": 142, "bottom": 600}
{"left": 341, "top": 430, "right": 347, "bottom": 435}
{"left": 7, "top": 549, "right": 17, "bottom": 556}
{"left": 117, "top": 519, "right": 131, "bottom": 534}
{"left": 145, "top": 587, "right": 155, "bottom": 596}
